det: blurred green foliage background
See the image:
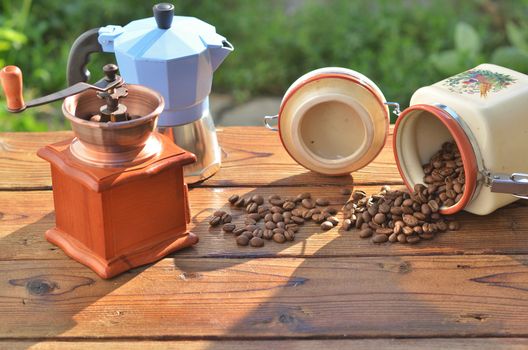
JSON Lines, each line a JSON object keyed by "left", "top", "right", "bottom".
{"left": 0, "top": 0, "right": 527, "bottom": 131}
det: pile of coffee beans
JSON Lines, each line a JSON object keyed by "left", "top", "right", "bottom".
{"left": 209, "top": 191, "right": 347, "bottom": 248}
{"left": 208, "top": 141, "right": 461, "bottom": 247}
{"left": 341, "top": 185, "right": 459, "bottom": 244}
{"left": 422, "top": 141, "right": 465, "bottom": 207}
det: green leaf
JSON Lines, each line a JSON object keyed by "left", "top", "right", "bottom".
{"left": 0, "top": 28, "right": 27, "bottom": 45}
{"left": 455, "top": 22, "right": 481, "bottom": 56}
{"left": 430, "top": 50, "right": 463, "bottom": 75}
{"left": 491, "top": 46, "right": 528, "bottom": 72}
{"left": 506, "top": 22, "right": 528, "bottom": 53}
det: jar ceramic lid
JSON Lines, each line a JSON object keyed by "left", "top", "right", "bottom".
{"left": 277, "top": 67, "right": 390, "bottom": 175}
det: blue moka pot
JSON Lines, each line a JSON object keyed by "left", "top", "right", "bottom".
{"left": 67, "top": 3, "right": 233, "bottom": 183}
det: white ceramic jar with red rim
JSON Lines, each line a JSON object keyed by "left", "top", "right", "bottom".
{"left": 265, "top": 64, "right": 528, "bottom": 215}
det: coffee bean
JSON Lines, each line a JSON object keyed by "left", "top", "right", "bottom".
{"left": 258, "top": 205, "right": 271, "bottom": 216}
{"left": 373, "top": 213, "right": 386, "bottom": 225}
{"left": 285, "top": 223, "right": 299, "bottom": 232}
{"left": 316, "top": 198, "right": 329, "bottom": 206}
{"left": 421, "top": 203, "right": 431, "bottom": 216}
{"left": 250, "top": 237, "right": 264, "bottom": 247}
{"left": 234, "top": 197, "right": 245, "bottom": 208}
{"left": 251, "top": 195, "right": 264, "bottom": 205}
{"left": 262, "top": 229, "right": 273, "bottom": 240}
{"left": 359, "top": 228, "right": 373, "bottom": 238}
{"left": 301, "top": 198, "right": 315, "bottom": 209}
{"left": 295, "top": 192, "right": 310, "bottom": 200}
{"left": 341, "top": 188, "right": 352, "bottom": 195}
{"left": 402, "top": 198, "right": 413, "bottom": 207}
{"left": 325, "top": 207, "right": 338, "bottom": 215}
{"left": 282, "top": 201, "right": 296, "bottom": 211}
{"left": 381, "top": 185, "right": 391, "bottom": 192}
{"left": 236, "top": 235, "right": 249, "bottom": 246}
{"left": 403, "top": 214, "right": 419, "bottom": 227}
{"left": 303, "top": 209, "right": 314, "bottom": 220}
{"left": 263, "top": 229, "right": 274, "bottom": 240}
{"left": 270, "top": 206, "right": 284, "bottom": 214}
{"left": 284, "top": 230, "right": 295, "bottom": 241}
{"left": 247, "top": 213, "right": 261, "bottom": 221}
{"left": 246, "top": 202, "right": 258, "bottom": 213}
{"left": 413, "top": 212, "right": 426, "bottom": 221}
{"left": 252, "top": 228, "right": 263, "bottom": 238}
{"left": 402, "top": 226, "right": 414, "bottom": 235}
{"left": 233, "top": 227, "right": 246, "bottom": 236}
{"left": 448, "top": 221, "right": 460, "bottom": 231}
{"left": 245, "top": 217, "right": 257, "bottom": 225}
{"left": 368, "top": 204, "right": 378, "bottom": 217}
{"left": 397, "top": 233, "right": 407, "bottom": 243}
{"left": 327, "top": 216, "right": 339, "bottom": 226}
{"left": 276, "top": 221, "right": 286, "bottom": 229}
{"left": 352, "top": 190, "right": 367, "bottom": 201}
{"left": 388, "top": 232, "right": 398, "bottom": 242}
{"left": 292, "top": 216, "right": 305, "bottom": 224}
{"left": 406, "top": 235, "right": 420, "bottom": 244}
{"left": 228, "top": 194, "right": 239, "bottom": 204}
{"left": 265, "top": 221, "right": 276, "bottom": 230}
{"left": 321, "top": 221, "right": 334, "bottom": 231}
{"left": 220, "top": 213, "right": 231, "bottom": 223}
{"left": 291, "top": 208, "right": 303, "bottom": 217}
{"left": 342, "top": 219, "right": 352, "bottom": 231}
{"left": 273, "top": 227, "right": 285, "bottom": 235}
{"left": 272, "top": 213, "right": 283, "bottom": 223}
{"left": 269, "top": 197, "right": 285, "bottom": 206}
{"left": 222, "top": 223, "right": 236, "bottom": 232}
{"left": 437, "top": 221, "right": 448, "bottom": 231}
{"left": 209, "top": 216, "right": 222, "bottom": 226}
{"left": 376, "top": 228, "right": 393, "bottom": 235}
{"left": 419, "top": 232, "right": 434, "bottom": 240}
{"left": 444, "top": 198, "right": 455, "bottom": 207}
{"left": 372, "top": 234, "right": 388, "bottom": 243}
{"left": 273, "top": 233, "right": 286, "bottom": 243}
{"left": 378, "top": 203, "right": 390, "bottom": 214}
{"left": 213, "top": 210, "right": 226, "bottom": 217}
{"left": 245, "top": 224, "right": 258, "bottom": 232}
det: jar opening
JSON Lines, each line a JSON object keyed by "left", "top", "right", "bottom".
{"left": 299, "top": 100, "right": 367, "bottom": 161}
{"left": 394, "top": 104, "right": 478, "bottom": 214}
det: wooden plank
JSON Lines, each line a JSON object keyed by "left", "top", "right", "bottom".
{"left": 0, "top": 131, "right": 70, "bottom": 190}
{"left": 0, "top": 127, "right": 401, "bottom": 190}
{"left": 1, "top": 187, "right": 528, "bottom": 261}
{"left": 1, "top": 255, "right": 528, "bottom": 338}
{"left": 3, "top": 339, "right": 528, "bottom": 350}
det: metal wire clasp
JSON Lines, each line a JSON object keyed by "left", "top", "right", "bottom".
{"left": 384, "top": 101, "right": 401, "bottom": 116}
{"left": 264, "top": 115, "right": 279, "bottom": 131}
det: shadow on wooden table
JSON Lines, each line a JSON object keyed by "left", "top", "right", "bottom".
{"left": 3, "top": 212, "right": 139, "bottom": 350}
{"left": 171, "top": 173, "right": 528, "bottom": 346}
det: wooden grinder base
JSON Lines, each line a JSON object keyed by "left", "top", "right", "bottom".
{"left": 37, "top": 133, "right": 199, "bottom": 279}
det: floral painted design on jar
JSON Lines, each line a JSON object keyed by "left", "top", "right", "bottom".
{"left": 442, "top": 69, "right": 517, "bottom": 98}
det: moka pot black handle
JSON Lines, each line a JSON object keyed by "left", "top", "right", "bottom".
{"left": 66, "top": 28, "right": 103, "bottom": 86}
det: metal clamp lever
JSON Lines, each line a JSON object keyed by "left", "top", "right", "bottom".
{"left": 490, "top": 173, "right": 528, "bottom": 200}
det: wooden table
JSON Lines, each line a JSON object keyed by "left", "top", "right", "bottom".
{"left": 1, "top": 127, "right": 527, "bottom": 350}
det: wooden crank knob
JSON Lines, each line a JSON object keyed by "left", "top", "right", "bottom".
{"left": 0, "top": 65, "right": 26, "bottom": 112}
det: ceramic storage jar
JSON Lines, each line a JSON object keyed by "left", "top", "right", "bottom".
{"left": 266, "top": 64, "right": 528, "bottom": 215}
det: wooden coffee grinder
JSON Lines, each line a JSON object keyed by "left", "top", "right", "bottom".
{"left": 0, "top": 64, "right": 199, "bottom": 278}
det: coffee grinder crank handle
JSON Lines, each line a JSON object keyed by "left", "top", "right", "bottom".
{"left": 0, "top": 64, "right": 123, "bottom": 113}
